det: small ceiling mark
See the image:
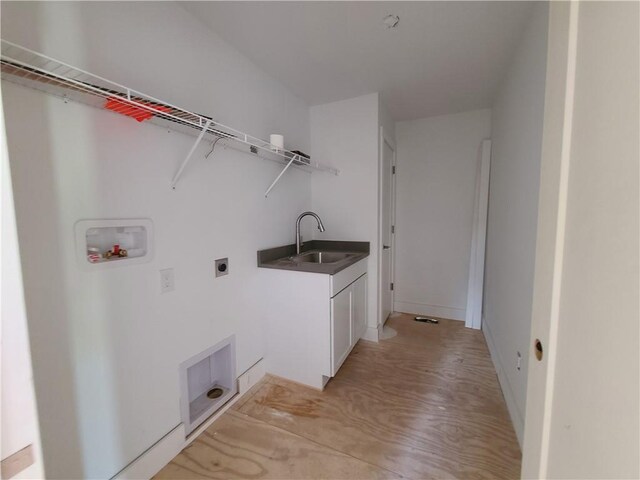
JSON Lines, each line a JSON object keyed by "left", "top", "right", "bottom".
{"left": 382, "top": 14, "right": 400, "bottom": 30}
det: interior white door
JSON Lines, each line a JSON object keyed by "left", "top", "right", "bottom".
{"left": 523, "top": 2, "right": 640, "bottom": 478}
{"left": 379, "top": 129, "right": 395, "bottom": 325}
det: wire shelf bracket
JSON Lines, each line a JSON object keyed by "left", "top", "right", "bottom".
{"left": 171, "top": 119, "right": 212, "bottom": 189}
{"left": 0, "top": 39, "right": 339, "bottom": 193}
{"left": 264, "top": 153, "right": 298, "bottom": 197}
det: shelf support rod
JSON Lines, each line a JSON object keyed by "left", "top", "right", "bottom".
{"left": 264, "top": 154, "right": 298, "bottom": 197}
{"left": 171, "top": 119, "right": 212, "bottom": 189}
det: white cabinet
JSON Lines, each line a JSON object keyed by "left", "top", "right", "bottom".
{"left": 261, "top": 258, "right": 368, "bottom": 389}
{"left": 331, "top": 286, "right": 352, "bottom": 375}
{"left": 352, "top": 274, "right": 368, "bottom": 342}
{"left": 331, "top": 273, "right": 367, "bottom": 376}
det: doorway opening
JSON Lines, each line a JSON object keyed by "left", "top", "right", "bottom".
{"left": 378, "top": 126, "right": 397, "bottom": 333}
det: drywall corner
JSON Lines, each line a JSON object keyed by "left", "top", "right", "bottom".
{"left": 310, "top": 93, "right": 381, "bottom": 329}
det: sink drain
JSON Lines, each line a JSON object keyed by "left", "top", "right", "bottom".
{"left": 207, "top": 387, "right": 224, "bottom": 399}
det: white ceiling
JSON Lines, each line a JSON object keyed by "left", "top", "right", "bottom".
{"left": 181, "top": 2, "right": 536, "bottom": 121}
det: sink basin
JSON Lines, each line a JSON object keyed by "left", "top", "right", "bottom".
{"left": 293, "top": 251, "right": 355, "bottom": 264}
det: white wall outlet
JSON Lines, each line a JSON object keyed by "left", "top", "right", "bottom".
{"left": 516, "top": 351, "right": 522, "bottom": 371}
{"left": 160, "top": 268, "right": 174, "bottom": 293}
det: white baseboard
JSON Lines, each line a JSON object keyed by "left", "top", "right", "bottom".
{"left": 237, "top": 358, "right": 266, "bottom": 394}
{"left": 361, "top": 325, "right": 379, "bottom": 342}
{"left": 481, "top": 320, "right": 524, "bottom": 447}
{"left": 113, "top": 424, "right": 185, "bottom": 480}
{"left": 113, "top": 359, "right": 266, "bottom": 480}
{"left": 394, "top": 301, "right": 465, "bottom": 321}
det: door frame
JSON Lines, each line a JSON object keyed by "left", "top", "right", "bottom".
{"left": 378, "top": 126, "right": 397, "bottom": 327}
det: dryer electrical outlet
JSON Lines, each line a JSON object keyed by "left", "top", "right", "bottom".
{"left": 215, "top": 258, "right": 229, "bottom": 277}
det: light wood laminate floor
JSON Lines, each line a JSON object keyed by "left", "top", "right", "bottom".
{"left": 155, "top": 314, "right": 521, "bottom": 479}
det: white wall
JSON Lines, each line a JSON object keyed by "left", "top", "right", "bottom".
{"left": 394, "top": 109, "right": 491, "bottom": 321}
{"left": 2, "top": 2, "right": 314, "bottom": 478}
{"left": 1, "top": 88, "right": 44, "bottom": 480}
{"left": 310, "top": 93, "right": 381, "bottom": 331}
{"left": 482, "top": 2, "right": 549, "bottom": 445}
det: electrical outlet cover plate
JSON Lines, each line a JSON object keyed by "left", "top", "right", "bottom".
{"left": 160, "top": 268, "right": 174, "bottom": 293}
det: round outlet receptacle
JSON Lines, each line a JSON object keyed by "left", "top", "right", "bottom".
{"left": 215, "top": 258, "right": 229, "bottom": 277}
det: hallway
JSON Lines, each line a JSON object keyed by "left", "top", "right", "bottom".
{"left": 156, "top": 314, "right": 520, "bottom": 479}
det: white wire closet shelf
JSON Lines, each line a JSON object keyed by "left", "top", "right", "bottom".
{"left": 0, "top": 39, "right": 339, "bottom": 195}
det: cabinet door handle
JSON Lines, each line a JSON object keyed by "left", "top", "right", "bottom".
{"left": 383, "top": 245, "right": 391, "bottom": 250}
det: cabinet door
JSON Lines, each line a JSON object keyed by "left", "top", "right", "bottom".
{"left": 331, "top": 287, "right": 352, "bottom": 376}
{"left": 351, "top": 274, "right": 368, "bottom": 345}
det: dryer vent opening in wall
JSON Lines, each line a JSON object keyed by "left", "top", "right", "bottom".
{"left": 179, "top": 335, "right": 237, "bottom": 435}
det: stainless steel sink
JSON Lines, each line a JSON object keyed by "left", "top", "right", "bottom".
{"left": 293, "top": 251, "right": 356, "bottom": 264}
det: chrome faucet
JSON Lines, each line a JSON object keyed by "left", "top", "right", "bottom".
{"left": 296, "top": 211, "right": 325, "bottom": 254}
